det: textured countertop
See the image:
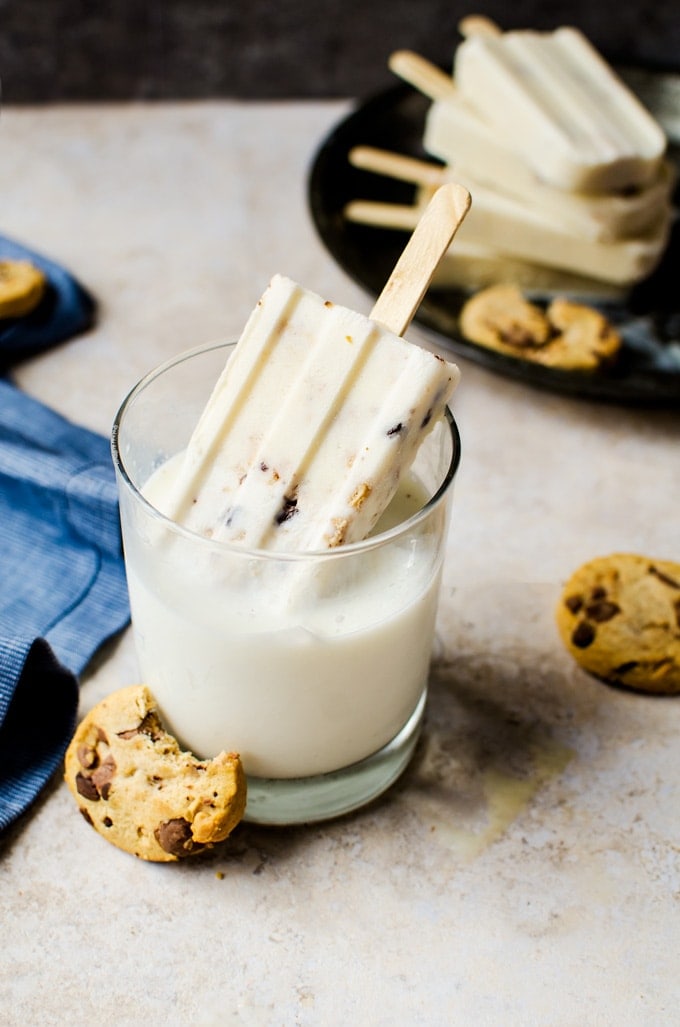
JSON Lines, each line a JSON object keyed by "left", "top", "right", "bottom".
{"left": 1, "top": 102, "right": 679, "bottom": 1027}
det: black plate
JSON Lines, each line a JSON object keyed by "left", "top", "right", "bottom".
{"left": 308, "top": 77, "right": 680, "bottom": 408}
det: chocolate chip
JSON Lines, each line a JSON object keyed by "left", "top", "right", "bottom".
{"left": 275, "top": 494, "right": 298, "bottom": 525}
{"left": 77, "top": 744, "right": 99, "bottom": 770}
{"left": 103, "top": 817, "right": 113, "bottom": 828}
{"left": 75, "top": 772, "right": 100, "bottom": 802}
{"left": 591, "top": 586, "right": 607, "bottom": 600}
{"left": 614, "top": 661, "right": 639, "bottom": 676}
{"left": 118, "top": 711, "right": 163, "bottom": 742}
{"left": 137, "top": 713, "right": 162, "bottom": 738}
{"left": 564, "top": 594, "right": 583, "bottom": 614}
{"left": 498, "top": 324, "right": 541, "bottom": 348}
{"left": 675, "top": 599, "right": 680, "bottom": 630}
{"left": 91, "top": 755, "right": 117, "bottom": 800}
{"left": 586, "top": 600, "right": 621, "bottom": 623}
{"left": 572, "top": 621, "right": 595, "bottom": 648}
{"left": 649, "top": 565, "right": 680, "bottom": 589}
{"left": 117, "top": 728, "right": 138, "bottom": 740}
{"left": 154, "top": 818, "right": 202, "bottom": 858}
{"left": 79, "top": 807, "right": 94, "bottom": 825}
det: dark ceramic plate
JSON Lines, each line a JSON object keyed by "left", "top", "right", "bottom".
{"left": 308, "top": 73, "right": 680, "bottom": 408}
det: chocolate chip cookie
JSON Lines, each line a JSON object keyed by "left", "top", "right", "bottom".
{"left": 0, "top": 259, "right": 46, "bottom": 319}
{"left": 556, "top": 554, "right": 680, "bottom": 694}
{"left": 459, "top": 284, "right": 621, "bottom": 371}
{"left": 64, "top": 685, "right": 246, "bottom": 860}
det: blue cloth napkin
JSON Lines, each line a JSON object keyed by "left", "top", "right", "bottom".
{"left": 0, "top": 238, "right": 130, "bottom": 833}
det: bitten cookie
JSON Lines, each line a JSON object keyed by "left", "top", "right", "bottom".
{"left": 459, "top": 284, "right": 621, "bottom": 371}
{"left": 556, "top": 553, "right": 680, "bottom": 694}
{"left": 64, "top": 685, "right": 246, "bottom": 861}
{"left": 0, "top": 259, "right": 47, "bottom": 319}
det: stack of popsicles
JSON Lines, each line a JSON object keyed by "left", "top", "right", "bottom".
{"left": 347, "top": 19, "right": 675, "bottom": 292}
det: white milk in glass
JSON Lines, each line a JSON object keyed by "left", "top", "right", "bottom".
{"left": 121, "top": 454, "right": 445, "bottom": 779}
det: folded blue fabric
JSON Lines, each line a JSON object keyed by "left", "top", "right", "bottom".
{"left": 0, "top": 238, "right": 129, "bottom": 833}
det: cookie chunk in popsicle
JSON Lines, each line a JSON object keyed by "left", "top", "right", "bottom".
{"left": 159, "top": 183, "right": 470, "bottom": 552}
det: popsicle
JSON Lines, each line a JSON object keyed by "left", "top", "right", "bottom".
{"left": 426, "top": 240, "right": 627, "bottom": 298}
{"left": 345, "top": 147, "right": 670, "bottom": 286}
{"left": 423, "top": 99, "right": 674, "bottom": 242}
{"left": 453, "top": 23, "right": 667, "bottom": 194}
{"left": 389, "top": 49, "right": 674, "bottom": 242}
{"left": 159, "top": 183, "right": 469, "bottom": 552}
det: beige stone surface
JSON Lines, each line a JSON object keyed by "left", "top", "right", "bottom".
{"left": 1, "top": 102, "right": 679, "bottom": 1026}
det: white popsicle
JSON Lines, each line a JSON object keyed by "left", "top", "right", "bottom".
{"left": 454, "top": 26, "right": 667, "bottom": 193}
{"left": 424, "top": 100, "right": 674, "bottom": 242}
{"left": 158, "top": 184, "right": 469, "bottom": 552}
{"left": 346, "top": 187, "right": 669, "bottom": 286}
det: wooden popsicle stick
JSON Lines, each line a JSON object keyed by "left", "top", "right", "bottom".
{"left": 388, "top": 50, "right": 457, "bottom": 102}
{"left": 458, "top": 15, "right": 502, "bottom": 38}
{"left": 345, "top": 199, "right": 424, "bottom": 231}
{"left": 369, "top": 182, "right": 471, "bottom": 337}
{"left": 390, "top": 22, "right": 502, "bottom": 103}
{"left": 349, "top": 146, "right": 447, "bottom": 188}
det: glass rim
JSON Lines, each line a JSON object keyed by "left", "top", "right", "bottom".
{"left": 111, "top": 338, "right": 462, "bottom": 562}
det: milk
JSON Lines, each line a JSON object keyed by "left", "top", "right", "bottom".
{"left": 121, "top": 455, "right": 446, "bottom": 779}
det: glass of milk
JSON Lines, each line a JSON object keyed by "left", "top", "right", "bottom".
{"left": 112, "top": 340, "right": 460, "bottom": 824}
